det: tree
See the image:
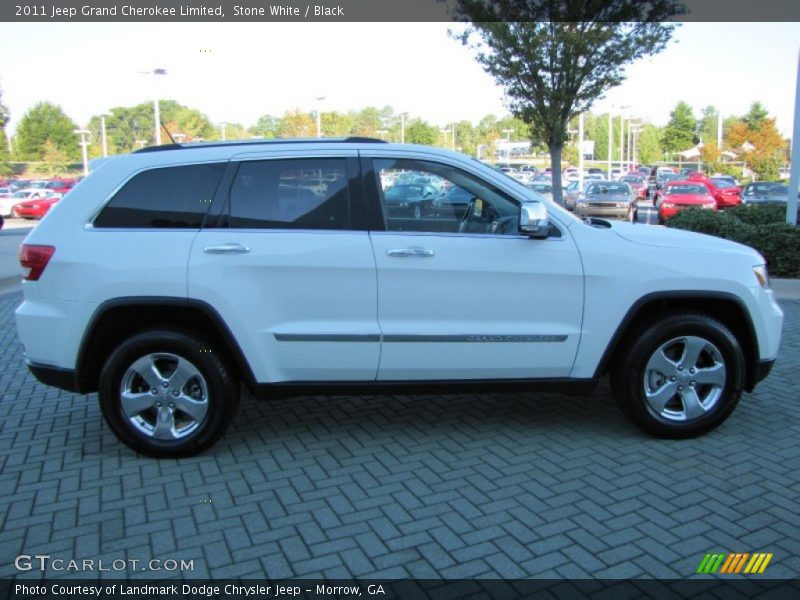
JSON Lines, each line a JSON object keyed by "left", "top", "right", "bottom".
{"left": 452, "top": 1, "right": 681, "bottom": 203}
{"left": 38, "top": 139, "right": 71, "bottom": 177}
{"left": 279, "top": 110, "right": 315, "bottom": 137}
{"left": 0, "top": 83, "right": 9, "bottom": 158}
{"left": 726, "top": 104, "right": 787, "bottom": 180}
{"left": 637, "top": 124, "right": 663, "bottom": 164}
{"left": 15, "top": 102, "right": 80, "bottom": 161}
{"left": 250, "top": 114, "right": 282, "bottom": 139}
{"left": 661, "top": 101, "right": 697, "bottom": 154}
{"left": 743, "top": 102, "right": 769, "bottom": 132}
{"left": 698, "top": 105, "right": 719, "bottom": 144}
{"left": 405, "top": 118, "right": 439, "bottom": 145}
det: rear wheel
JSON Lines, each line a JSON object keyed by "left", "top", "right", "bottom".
{"left": 99, "top": 329, "right": 239, "bottom": 457}
{"left": 611, "top": 313, "right": 745, "bottom": 438}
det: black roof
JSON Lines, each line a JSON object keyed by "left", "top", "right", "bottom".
{"left": 134, "top": 136, "right": 387, "bottom": 154}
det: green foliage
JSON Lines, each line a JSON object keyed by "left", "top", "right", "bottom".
{"left": 749, "top": 154, "right": 781, "bottom": 182}
{"left": 666, "top": 205, "right": 800, "bottom": 277}
{"left": 562, "top": 144, "right": 579, "bottom": 165}
{"left": 637, "top": 124, "right": 663, "bottom": 164}
{"left": 405, "top": 119, "right": 439, "bottom": 145}
{"left": 250, "top": 114, "right": 282, "bottom": 139}
{"left": 661, "top": 101, "right": 697, "bottom": 154}
{"left": 698, "top": 105, "right": 719, "bottom": 144}
{"left": 453, "top": 1, "right": 680, "bottom": 201}
{"left": 744, "top": 102, "right": 769, "bottom": 132}
{"left": 15, "top": 102, "right": 80, "bottom": 161}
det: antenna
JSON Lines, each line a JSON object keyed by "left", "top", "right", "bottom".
{"left": 161, "top": 121, "right": 176, "bottom": 144}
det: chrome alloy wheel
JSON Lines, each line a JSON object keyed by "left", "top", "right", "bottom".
{"left": 643, "top": 336, "right": 727, "bottom": 422}
{"left": 119, "top": 353, "right": 209, "bottom": 440}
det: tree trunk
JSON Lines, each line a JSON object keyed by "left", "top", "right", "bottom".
{"left": 549, "top": 142, "right": 564, "bottom": 205}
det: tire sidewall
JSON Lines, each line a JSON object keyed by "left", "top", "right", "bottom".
{"left": 99, "top": 330, "right": 234, "bottom": 457}
{"left": 621, "top": 316, "right": 745, "bottom": 436}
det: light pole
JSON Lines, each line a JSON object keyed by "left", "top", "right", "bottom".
{"left": 451, "top": 122, "right": 456, "bottom": 151}
{"left": 221, "top": 122, "right": 227, "bottom": 141}
{"left": 315, "top": 96, "right": 326, "bottom": 138}
{"left": 607, "top": 111, "right": 613, "bottom": 176}
{"left": 578, "top": 112, "right": 585, "bottom": 190}
{"left": 619, "top": 106, "right": 629, "bottom": 174}
{"left": 74, "top": 129, "right": 90, "bottom": 177}
{"left": 400, "top": 112, "right": 407, "bottom": 144}
{"left": 100, "top": 113, "right": 111, "bottom": 157}
{"left": 717, "top": 111, "right": 723, "bottom": 150}
{"left": 787, "top": 49, "right": 800, "bottom": 225}
{"left": 135, "top": 140, "right": 147, "bottom": 150}
{"left": 502, "top": 128, "right": 513, "bottom": 165}
{"left": 377, "top": 129, "right": 388, "bottom": 140}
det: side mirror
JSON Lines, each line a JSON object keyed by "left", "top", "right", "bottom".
{"left": 519, "top": 202, "right": 550, "bottom": 238}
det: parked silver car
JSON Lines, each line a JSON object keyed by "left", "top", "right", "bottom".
{"left": 574, "top": 181, "right": 635, "bottom": 221}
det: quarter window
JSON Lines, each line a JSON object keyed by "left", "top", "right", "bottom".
{"left": 94, "top": 163, "right": 225, "bottom": 228}
{"left": 228, "top": 159, "right": 350, "bottom": 229}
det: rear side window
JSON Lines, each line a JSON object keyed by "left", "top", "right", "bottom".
{"left": 228, "top": 158, "right": 349, "bottom": 229}
{"left": 94, "top": 163, "right": 225, "bottom": 228}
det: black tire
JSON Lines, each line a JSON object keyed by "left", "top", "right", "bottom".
{"left": 610, "top": 313, "right": 745, "bottom": 438}
{"left": 99, "top": 329, "right": 239, "bottom": 458}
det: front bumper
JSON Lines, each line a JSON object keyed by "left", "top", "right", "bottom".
{"left": 575, "top": 204, "right": 629, "bottom": 220}
{"left": 27, "top": 361, "right": 82, "bottom": 393}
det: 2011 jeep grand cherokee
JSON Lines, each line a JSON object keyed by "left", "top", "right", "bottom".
{"left": 15, "top": 138, "right": 784, "bottom": 457}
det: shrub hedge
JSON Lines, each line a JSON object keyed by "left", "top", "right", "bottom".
{"left": 665, "top": 204, "right": 800, "bottom": 278}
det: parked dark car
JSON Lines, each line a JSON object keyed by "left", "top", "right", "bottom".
{"left": 384, "top": 184, "right": 438, "bottom": 218}
{"left": 435, "top": 185, "right": 474, "bottom": 219}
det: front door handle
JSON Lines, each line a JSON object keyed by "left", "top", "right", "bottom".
{"left": 203, "top": 243, "right": 251, "bottom": 254}
{"left": 387, "top": 247, "right": 435, "bottom": 258}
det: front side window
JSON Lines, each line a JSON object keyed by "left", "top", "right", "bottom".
{"left": 94, "top": 162, "right": 225, "bottom": 228}
{"left": 228, "top": 158, "right": 349, "bottom": 229}
{"left": 373, "top": 158, "right": 520, "bottom": 235}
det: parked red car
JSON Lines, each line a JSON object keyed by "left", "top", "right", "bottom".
{"left": 657, "top": 181, "right": 717, "bottom": 222}
{"left": 687, "top": 172, "right": 742, "bottom": 208}
{"left": 13, "top": 192, "right": 62, "bottom": 219}
{"left": 620, "top": 175, "right": 648, "bottom": 200}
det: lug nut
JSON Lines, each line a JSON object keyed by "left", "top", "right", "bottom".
{"left": 670, "top": 376, "right": 677, "bottom": 382}
{"left": 690, "top": 381, "right": 696, "bottom": 387}
{"left": 155, "top": 401, "right": 162, "bottom": 407}
{"left": 151, "top": 388, "right": 158, "bottom": 395}
{"left": 678, "top": 385, "right": 684, "bottom": 391}
{"left": 168, "top": 402, "right": 175, "bottom": 408}
{"left": 162, "top": 382, "right": 169, "bottom": 388}
{"left": 677, "top": 365, "right": 684, "bottom": 371}
{"left": 690, "top": 368, "right": 696, "bottom": 374}
{"left": 172, "top": 390, "right": 180, "bottom": 397}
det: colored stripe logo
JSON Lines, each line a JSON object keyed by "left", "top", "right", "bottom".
{"left": 696, "top": 552, "right": 773, "bottom": 574}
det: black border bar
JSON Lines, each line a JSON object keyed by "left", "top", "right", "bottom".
{"left": 3, "top": 0, "right": 800, "bottom": 22}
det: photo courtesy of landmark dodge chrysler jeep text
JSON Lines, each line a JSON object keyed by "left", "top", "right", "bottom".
{"left": 15, "top": 138, "right": 784, "bottom": 457}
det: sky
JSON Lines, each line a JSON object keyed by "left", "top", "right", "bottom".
{"left": 0, "top": 21, "right": 798, "bottom": 136}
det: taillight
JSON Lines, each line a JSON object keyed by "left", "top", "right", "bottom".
{"left": 19, "top": 244, "right": 55, "bottom": 281}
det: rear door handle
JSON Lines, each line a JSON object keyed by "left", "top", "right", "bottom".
{"left": 387, "top": 247, "right": 435, "bottom": 258}
{"left": 203, "top": 243, "right": 251, "bottom": 254}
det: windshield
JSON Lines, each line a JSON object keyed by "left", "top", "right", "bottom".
{"left": 745, "top": 183, "right": 787, "bottom": 195}
{"left": 11, "top": 191, "right": 31, "bottom": 199}
{"left": 586, "top": 183, "right": 629, "bottom": 195}
{"left": 710, "top": 178, "right": 735, "bottom": 189}
{"left": 621, "top": 177, "right": 643, "bottom": 184}
{"left": 666, "top": 184, "right": 707, "bottom": 195}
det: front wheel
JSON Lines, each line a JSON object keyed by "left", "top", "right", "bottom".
{"left": 99, "top": 329, "right": 239, "bottom": 457}
{"left": 611, "top": 313, "right": 745, "bottom": 438}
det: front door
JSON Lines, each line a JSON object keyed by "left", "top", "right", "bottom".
{"left": 364, "top": 155, "right": 584, "bottom": 381}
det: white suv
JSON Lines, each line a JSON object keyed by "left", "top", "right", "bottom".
{"left": 15, "top": 138, "right": 783, "bottom": 457}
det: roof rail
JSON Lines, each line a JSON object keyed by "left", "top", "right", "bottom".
{"left": 133, "top": 136, "right": 388, "bottom": 153}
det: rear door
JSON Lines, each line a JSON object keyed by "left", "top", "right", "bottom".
{"left": 188, "top": 151, "right": 380, "bottom": 384}
{"left": 362, "top": 152, "right": 584, "bottom": 381}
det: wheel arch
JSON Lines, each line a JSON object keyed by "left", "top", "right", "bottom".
{"left": 75, "top": 297, "right": 257, "bottom": 394}
{"left": 595, "top": 291, "right": 759, "bottom": 392}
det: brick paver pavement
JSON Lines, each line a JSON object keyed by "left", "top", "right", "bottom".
{"left": 1, "top": 292, "right": 798, "bottom": 579}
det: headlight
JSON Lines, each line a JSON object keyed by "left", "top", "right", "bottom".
{"left": 753, "top": 265, "right": 770, "bottom": 289}
{"left": 661, "top": 202, "right": 674, "bottom": 208}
